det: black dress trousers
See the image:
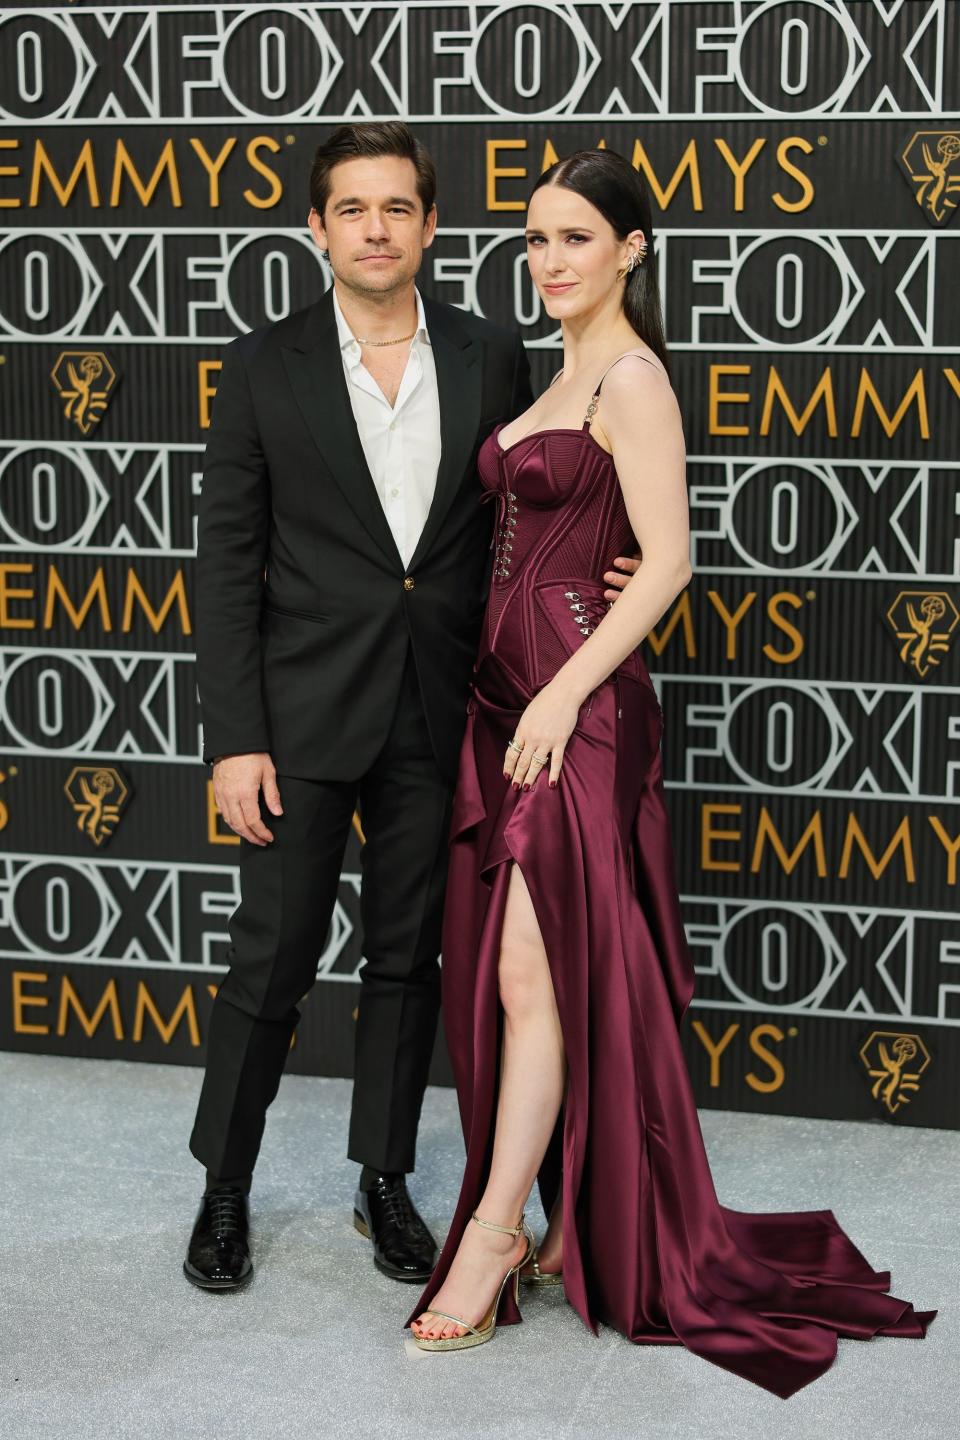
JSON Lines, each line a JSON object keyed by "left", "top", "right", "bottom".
{"left": 189, "top": 649, "right": 454, "bottom": 1180}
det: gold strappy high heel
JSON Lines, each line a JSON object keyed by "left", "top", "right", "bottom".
{"left": 521, "top": 1245, "right": 564, "bottom": 1287}
{"left": 411, "top": 1211, "right": 534, "bottom": 1352}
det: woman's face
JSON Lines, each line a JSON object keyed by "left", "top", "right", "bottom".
{"left": 524, "top": 183, "right": 643, "bottom": 321}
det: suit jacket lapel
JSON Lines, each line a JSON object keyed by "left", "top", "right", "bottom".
{"left": 408, "top": 296, "right": 482, "bottom": 571}
{"left": 280, "top": 290, "right": 404, "bottom": 570}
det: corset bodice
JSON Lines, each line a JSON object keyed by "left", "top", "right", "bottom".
{"left": 475, "top": 422, "right": 648, "bottom": 694}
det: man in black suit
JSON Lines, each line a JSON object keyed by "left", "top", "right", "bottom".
{"left": 183, "top": 122, "right": 534, "bottom": 1291}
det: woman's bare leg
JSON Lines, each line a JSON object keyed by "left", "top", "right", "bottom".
{"left": 412, "top": 864, "right": 566, "bottom": 1340}
{"left": 521, "top": 1176, "right": 563, "bottom": 1277}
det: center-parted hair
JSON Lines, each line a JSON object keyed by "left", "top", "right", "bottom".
{"left": 530, "top": 149, "right": 670, "bottom": 376}
{"left": 310, "top": 122, "right": 437, "bottom": 220}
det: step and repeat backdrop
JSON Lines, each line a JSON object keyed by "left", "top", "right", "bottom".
{"left": 1, "top": 0, "right": 958, "bottom": 1128}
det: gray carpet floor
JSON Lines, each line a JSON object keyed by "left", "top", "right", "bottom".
{"left": 0, "top": 1051, "right": 953, "bottom": 1440}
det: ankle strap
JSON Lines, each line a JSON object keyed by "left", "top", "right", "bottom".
{"left": 471, "top": 1209, "right": 525, "bottom": 1237}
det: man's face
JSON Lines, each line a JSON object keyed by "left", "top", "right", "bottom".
{"left": 308, "top": 155, "right": 437, "bottom": 297}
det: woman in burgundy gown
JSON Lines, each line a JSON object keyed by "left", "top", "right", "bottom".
{"left": 407, "top": 149, "right": 934, "bottom": 1396}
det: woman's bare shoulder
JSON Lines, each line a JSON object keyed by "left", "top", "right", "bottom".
{"left": 599, "top": 351, "right": 678, "bottom": 427}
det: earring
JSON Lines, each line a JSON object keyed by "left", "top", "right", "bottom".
{"left": 616, "top": 240, "right": 647, "bottom": 281}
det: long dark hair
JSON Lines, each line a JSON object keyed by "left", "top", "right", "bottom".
{"left": 530, "top": 148, "right": 670, "bottom": 376}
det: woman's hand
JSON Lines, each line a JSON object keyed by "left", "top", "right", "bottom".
{"left": 503, "top": 680, "right": 583, "bottom": 790}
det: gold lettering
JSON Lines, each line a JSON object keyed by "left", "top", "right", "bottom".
{"left": 645, "top": 591, "right": 696, "bottom": 658}
{"left": 708, "top": 364, "right": 751, "bottom": 436}
{"left": 0, "top": 137, "right": 21, "bottom": 208}
{"left": 198, "top": 360, "right": 222, "bottom": 429}
{"left": 486, "top": 139, "right": 527, "bottom": 211}
{"left": 12, "top": 971, "right": 49, "bottom": 1035}
{"left": 56, "top": 977, "right": 123, "bottom": 1040}
{"left": 750, "top": 809, "right": 827, "bottom": 876}
{"left": 764, "top": 592, "right": 804, "bottom": 663}
{"left": 44, "top": 565, "right": 112, "bottom": 632}
{"left": 851, "top": 369, "right": 929, "bottom": 440}
{"left": 746, "top": 1024, "right": 786, "bottom": 1093}
{"left": 702, "top": 804, "right": 741, "bottom": 872}
{"left": 132, "top": 982, "right": 201, "bottom": 1046}
{"left": 839, "top": 815, "right": 916, "bottom": 883}
{"left": 0, "top": 562, "right": 35, "bottom": 629}
{"left": 244, "top": 136, "right": 282, "bottom": 209}
{"left": 28, "top": 138, "right": 100, "bottom": 207}
{"left": 928, "top": 816, "right": 960, "bottom": 886}
{"left": 540, "top": 139, "right": 560, "bottom": 172}
{"left": 691, "top": 1021, "right": 739, "bottom": 1087}
{"left": 110, "top": 138, "right": 182, "bottom": 207}
{"left": 760, "top": 366, "right": 838, "bottom": 437}
{"left": 706, "top": 590, "right": 755, "bottom": 660}
{"left": 631, "top": 139, "right": 703, "bottom": 210}
{"left": 207, "top": 779, "right": 240, "bottom": 846}
{"left": 189, "top": 137, "right": 237, "bottom": 207}
{"left": 713, "top": 137, "right": 765, "bottom": 211}
{"left": 773, "top": 137, "right": 814, "bottom": 212}
{"left": 122, "top": 569, "right": 191, "bottom": 635}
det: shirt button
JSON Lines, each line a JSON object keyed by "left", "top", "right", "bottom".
{"left": 403, "top": 576, "right": 415, "bottom": 592}
{"left": 391, "top": 487, "right": 399, "bottom": 497}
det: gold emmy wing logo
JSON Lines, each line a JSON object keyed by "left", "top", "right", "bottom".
{"left": 859, "top": 1031, "right": 931, "bottom": 1116}
{"left": 64, "top": 766, "right": 130, "bottom": 847}
{"left": 50, "top": 350, "right": 118, "bottom": 434}
{"left": 897, "top": 130, "right": 960, "bottom": 226}
{"left": 885, "top": 590, "right": 958, "bottom": 678}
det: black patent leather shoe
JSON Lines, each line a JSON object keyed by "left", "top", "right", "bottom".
{"left": 353, "top": 1175, "right": 437, "bottom": 1283}
{"left": 183, "top": 1187, "right": 253, "bottom": 1291}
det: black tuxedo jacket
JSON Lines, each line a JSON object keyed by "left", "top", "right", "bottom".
{"left": 195, "top": 289, "right": 533, "bottom": 782}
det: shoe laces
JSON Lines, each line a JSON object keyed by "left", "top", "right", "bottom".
{"left": 206, "top": 1189, "right": 244, "bottom": 1239}
{"left": 374, "top": 1180, "right": 415, "bottom": 1228}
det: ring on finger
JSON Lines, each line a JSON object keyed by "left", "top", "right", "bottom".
{"left": 530, "top": 752, "right": 549, "bottom": 766}
{"left": 506, "top": 738, "right": 524, "bottom": 755}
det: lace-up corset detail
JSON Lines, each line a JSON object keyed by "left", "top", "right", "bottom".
{"left": 564, "top": 588, "right": 611, "bottom": 638}
{"left": 485, "top": 486, "right": 519, "bottom": 579}
{"left": 476, "top": 426, "right": 636, "bottom": 675}
{"left": 474, "top": 350, "right": 657, "bottom": 688}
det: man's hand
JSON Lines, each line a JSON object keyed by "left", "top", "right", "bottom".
{"left": 602, "top": 554, "right": 642, "bottom": 602}
{"left": 212, "top": 752, "right": 283, "bottom": 846}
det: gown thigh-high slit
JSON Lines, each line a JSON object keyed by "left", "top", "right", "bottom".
{"left": 407, "top": 361, "right": 935, "bottom": 1398}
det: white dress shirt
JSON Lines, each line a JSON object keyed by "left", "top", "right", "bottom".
{"left": 332, "top": 286, "right": 441, "bottom": 567}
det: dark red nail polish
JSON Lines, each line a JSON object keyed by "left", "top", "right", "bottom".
{"left": 549, "top": 781, "right": 557, "bottom": 789}
{"left": 513, "top": 782, "right": 520, "bottom": 791}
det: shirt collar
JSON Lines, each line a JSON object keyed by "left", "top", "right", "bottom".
{"left": 332, "top": 286, "right": 430, "bottom": 361}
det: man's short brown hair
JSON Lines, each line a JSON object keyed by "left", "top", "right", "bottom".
{"left": 309, "top": 122, "right": 437, "bottom": 219}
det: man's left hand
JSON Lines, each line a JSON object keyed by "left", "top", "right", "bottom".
{"left": 603, "top": 554, "right": 641, "bottom": 602}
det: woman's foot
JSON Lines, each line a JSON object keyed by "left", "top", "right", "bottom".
{"left": 521, "top": 1192, "right": 562, "bottom": 1278}
{"left": 412, "top": 1217, "right": 529, "bottom": 1341}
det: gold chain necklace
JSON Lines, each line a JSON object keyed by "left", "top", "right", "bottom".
{"left": 354, "top": 328, "right": 417, "bottom": 347}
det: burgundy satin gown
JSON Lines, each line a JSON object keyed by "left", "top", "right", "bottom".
{"left": 408, "top": 360, "right": 935, "bottom": 1397}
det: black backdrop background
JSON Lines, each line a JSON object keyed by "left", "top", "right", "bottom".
{"left": 1, "top": 1, "right": 958, "bottom": 1129}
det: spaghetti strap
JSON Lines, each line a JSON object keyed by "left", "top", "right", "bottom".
{"left": 582, "top": 349, "right": 661, "bottom": 428}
